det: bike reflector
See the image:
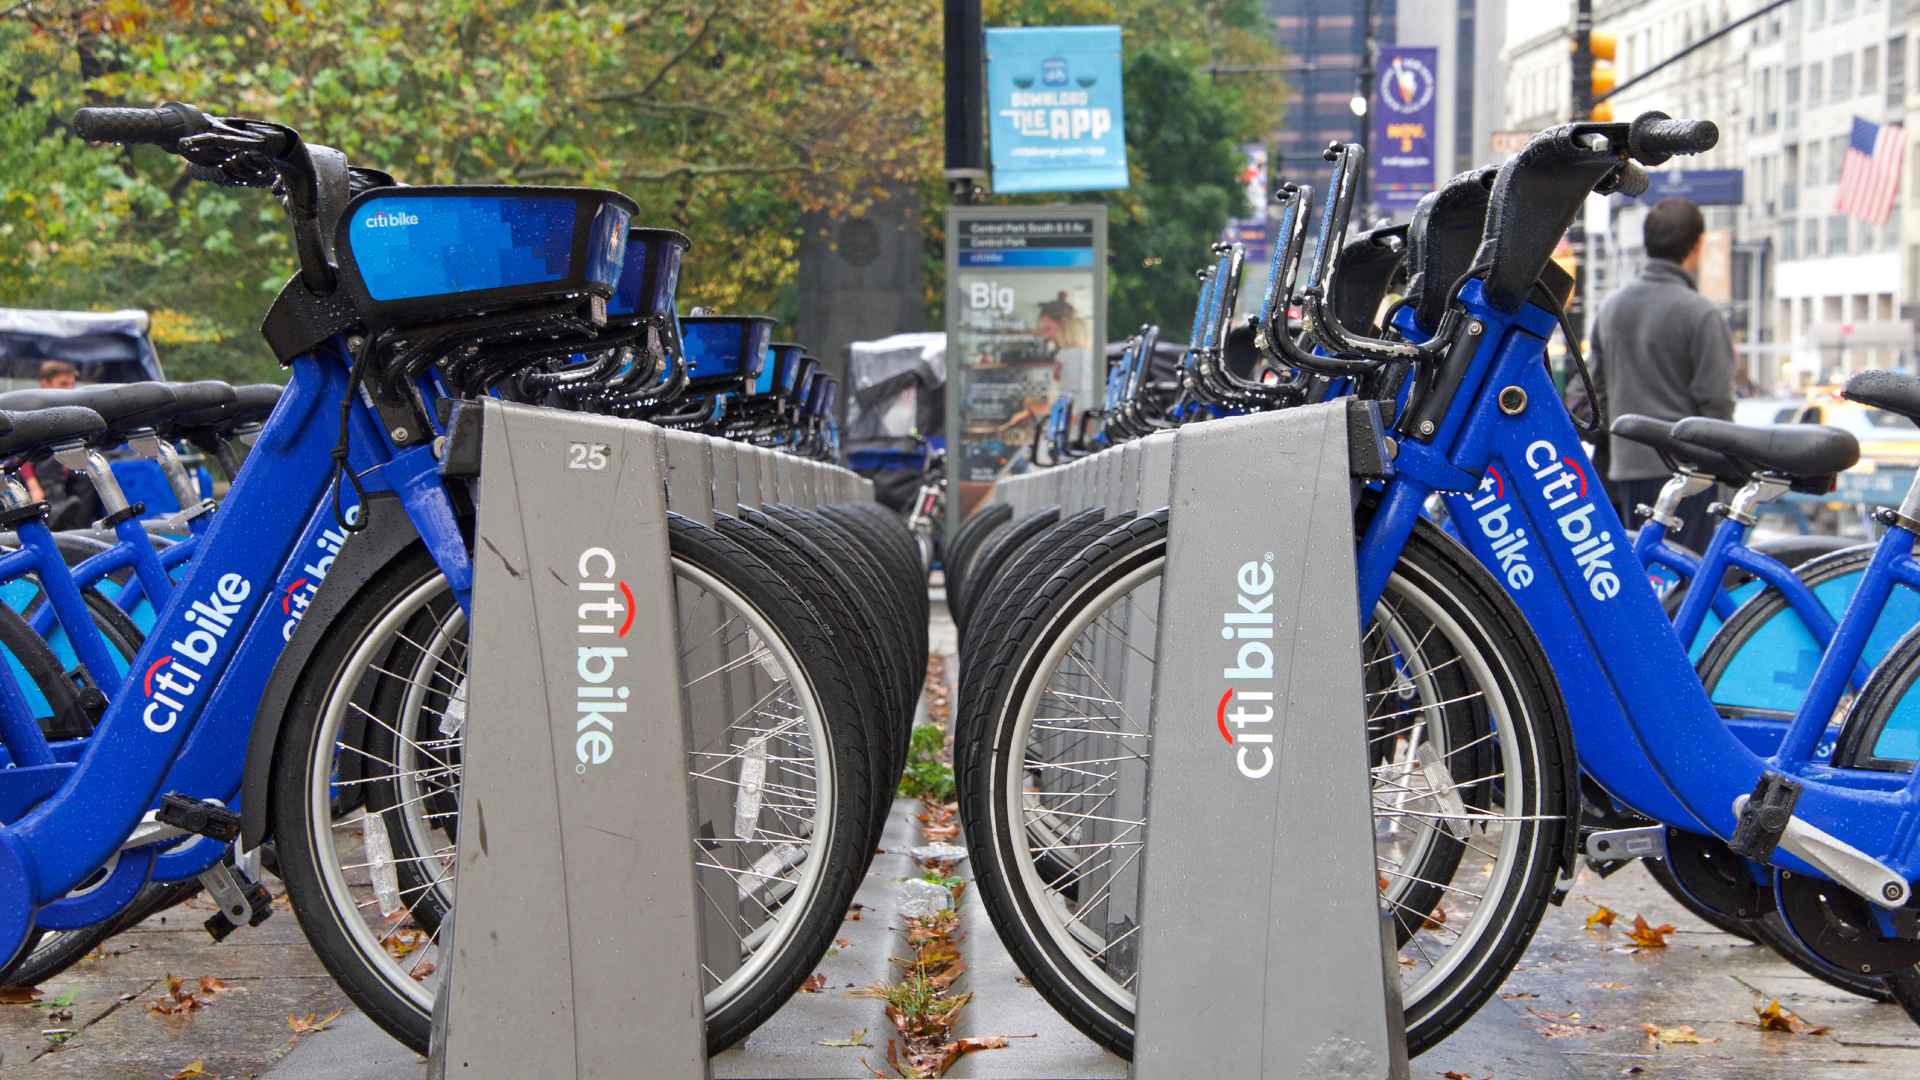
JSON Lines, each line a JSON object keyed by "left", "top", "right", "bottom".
{"left": 608, "top": 228, "right": 692, "bottom": 321}
{"left": 680, "top": 316, "right": 774, "bottom": 389}
{"left": 334, "top": 186, "right": 637, "bottom": 328}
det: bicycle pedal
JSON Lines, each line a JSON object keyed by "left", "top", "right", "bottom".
{"left": 156, "top": 793, "right": 242, "bottom": 844}
{"left": 198, "top": 862, "right": 273, "bottom": 942}
{"left": 1727, "top": 770, "right": 1802, "bottom": 862}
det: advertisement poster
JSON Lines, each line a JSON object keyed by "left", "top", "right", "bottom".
{"left": 1373, "top": 46, "right": 1439, "bottom": 211}
{"left": 985, "top": 26, "right": 1128, "bottom": 194}
{"left": 946, "top": 207, "right": 1107, "bottom": 522}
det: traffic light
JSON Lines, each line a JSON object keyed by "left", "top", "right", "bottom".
{"left": 1590, "top": 32, "right": 1616, "bottom": 120}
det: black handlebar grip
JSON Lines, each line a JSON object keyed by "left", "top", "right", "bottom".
{"left": 71, "top": 101, "right": 208, "bottom": 148}
{"left": 1630, "top": 115, "right": 1718, "bottom": 165}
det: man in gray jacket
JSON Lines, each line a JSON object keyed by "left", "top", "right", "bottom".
{"left": 1590, "top": 197, "right": 1735, "bottom": 553}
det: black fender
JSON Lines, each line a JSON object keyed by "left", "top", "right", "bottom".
{"left": 241, "top": 492, "right": 420, "bottom": 850}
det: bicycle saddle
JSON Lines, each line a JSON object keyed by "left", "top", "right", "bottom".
{"left": 1841, "top": 369, "right": 1920, "bottom": 423}
{"left": 162, "top": 381, "right": 241, "bottom": 416}
{"left": 0, "top": 407, "right": 108, "bottom": 458}
{"left": 1609, "top": 414, "right": 1750, "bottom": 486}
{"left": 0, "top": 383, "right": 177, "bottom": 438}
{"left": 160, "top": 383, "right": 281, "bottom": 437}
{"left": 1670, "top": 417, "right": 1860, "bottom": 482}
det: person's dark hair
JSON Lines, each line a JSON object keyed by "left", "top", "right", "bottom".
{"left": 1643, "top": 197, "right": 1705, "bottom": 262}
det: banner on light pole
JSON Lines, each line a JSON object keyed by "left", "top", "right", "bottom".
{"left": 986, "top": 26, "right": 1129, "bottom": 194}
{"left": 1373, "top": 46, "right": 1438, "bottom": 212}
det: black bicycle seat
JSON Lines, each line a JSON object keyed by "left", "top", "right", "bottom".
{"left": 0, "top": 383, "right": 178, "bottom": 437}
{"left": 1841, "top": 370, "right": 1920, "bottom": 423}
{"left": 1671, "top": 418, "right": 1860, "bottom": 481}
{"left": 1609, "top": 414, "right": 1750, "bottom": 486}
{"left": 164, "top": 381, "right": 241, "bottom": 416}
{"left": 0, "top": 407, "right": 108, "bottom": 458}
{"left": 161, "top": 383, "right": 283, "bottom": 438}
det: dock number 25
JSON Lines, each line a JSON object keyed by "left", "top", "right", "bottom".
{"left": 567, "top": 443, "right": 610, "bottom": 470}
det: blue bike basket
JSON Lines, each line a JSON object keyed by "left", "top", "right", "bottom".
{"left": 680, "top": 316, "right": 774, "bottom": 389}
{"left": 758, "top": 343, "right": 806, "bottom": 395}
{"left": 334, "top": 186, "right": 636, "bottom": 328}
{"left": 788, "top": 358, "right": 817, "bottom": 405}
{"left": 608, "top": 227, "right": 692, "bottom": 322}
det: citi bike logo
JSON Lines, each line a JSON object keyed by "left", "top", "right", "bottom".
{"left": 573, "top": 547, "right": 634, "bottom": 772}
{"left": 1218, "top": 556, "right": 1277, "bottom": 779}
{"left": 1466, "top": 466, "right": 1534, "bottom": 591}
{"left": 362, "top": 210, "right": 419, "bottom": 228}
{"left": 1524, "top": 440, "right": 1621, "bottom": 602}
{"left": 280, "top": 506, "right": 357, "bottom": 641}
{"left": 143, "top": 573, "right": 252, "bottom": 733}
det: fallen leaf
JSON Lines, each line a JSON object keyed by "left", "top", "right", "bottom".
{"left": 410, "top": 962, "right": 437, "bottom": 981}
{"left": 170, "top": 1063, "right": 205, "bottom": 1080}
{"left": 928, "top": 956, "right": 968, "bottom": 992}
{"left": 818, "top": 1029, "right": 869, "bottom": 1047}
{"left": 1525, "top": 1005, "right": 1604, "bottom": 1037}
{"left": 1423, "top": 906, "right": 1447, "bottom": 930}
{"left": 930, "top": 1035, "right": 1009, "bottom": 1070}
{"left": 289, "top": 1008, "right": 344, "bottom": 1034}
{"left": 1738, "top": 999, "right": 1831, "bottom": 1036}
{"left": 836, "top": 938, "right": 854, "bottom": 948}
{"left": 0, "top": 986, "right": 43, "bottom": 1004}
{"left": 1625, "top": 915, "right": 1676, "bottom": 949}
{"left": 1438, "top": 1072, "right": 1491, "bottom": 1080}
{"left": 844, "top": 910, "right": 863, "bottom": 921}
{"left": 1642, "top": 1022, "right": 1719, "bottom": 1045}
{"left": 1586, "top": 905, "right": 1618, "bottom": 929}
{"left": 197, "top": 976, "right": 238, "bottom": 996}
{"left": 1589, "top": 982, "right": 1633, "bottom": 992}
{"left": 801, "top": 973, "right": 827, "bottom": 992}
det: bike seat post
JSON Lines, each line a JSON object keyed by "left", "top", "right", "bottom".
{"left": 49, "top": 438, "right": 134, "bottom": 520}
{"left": 126, "top": 430, "right": 212, "bottom": 519}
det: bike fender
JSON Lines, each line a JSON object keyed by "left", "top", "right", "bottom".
{"left": 240, "top": 492, "right": 419, "bottom": 850}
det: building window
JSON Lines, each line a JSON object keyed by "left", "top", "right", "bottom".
{"left": 1893, "top": 36, "right": 1908, "bottom": 107}
{"left": 1807, "top": 140, "right": 1822, "bottom": 186}
{"left": 1831, "top": 134, "right": 1849, "bottom": 183}
{"left": 1807, "top": 218, "right": 1821, "bottom": 255}
{"left": 1829, "top": 214, "right": 1850, "bottom": 255}
{"left": 1810, "top": 61, "right": 1825, "bottom": 106}
{"left": 1786, "top": 64, "right": 1802, "bottom": 105}
{"left": 1786, "top": 144, "right": 1801, "bottom": 207}
{"left": 1864, "top": 46, "right": 1881, "bottom": 94}
{"left": 1833, "top": 53, "right": 1854, "bottom": 100}
{"left": 1784, "top": 219, "right": 1799, "bottom": 260}
{"left": 1815, "top": 0, "right": 1827, "bottom": 25}
{"left": 1836, "top": 0, "right": 1856, "bottom": 19}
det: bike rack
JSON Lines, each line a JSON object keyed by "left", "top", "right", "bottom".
{"left": 427, "top": 400, "right": 869, "bottom": 1080}
{"left": 992, "top": 403, "right": 1409, "bottom": 1079}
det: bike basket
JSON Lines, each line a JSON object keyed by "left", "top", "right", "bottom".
{"left": 807, "top": 373, "right": 836, "bottom": 416}
{"left": 680, "top": 316, "right": 774, "bottom": 391}
{"left": 789, "top": 357, "right": 818, "bottom": 404}
{"left": 608, "top": 228, "right": 692, "bottom": 324}
{"left": 333, "top": 186, "right": 636, "bottom": 329}
{"left": 757, "top": 342, "right": 806, "bottom": 396}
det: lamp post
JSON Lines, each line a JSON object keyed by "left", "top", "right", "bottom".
{"left": 1353, "top": 0, "right": 1375, "bottom": 227}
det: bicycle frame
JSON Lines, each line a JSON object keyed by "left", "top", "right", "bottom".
{"left": 1355, "top": 279, "right": 1920, "bottom": 892}
{"left": 0, "top": 337, "right": 473, "bottom": 955}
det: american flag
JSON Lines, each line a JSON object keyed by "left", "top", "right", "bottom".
{"left": 1835, "top": 115, "right": 1906, "bottom": 228}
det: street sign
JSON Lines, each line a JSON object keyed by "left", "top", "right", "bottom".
{"left": 1373, "top": 46, "right": 1439, "bottom": 211}
{"left": 1632, "top": 168, "right": 1745, "bottom": 205}
{"left": 1490, "top": 131, "right": 1540, "bottom": 156}
{"left": 986, "top": 26, "right": 1129, "bottom": 194}
{"left": 945, "top": 205, "right": 1106, "bottom": 523}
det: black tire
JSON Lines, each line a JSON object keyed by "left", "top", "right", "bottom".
{"left": 270, "top": 521, "right": 876, "bottom": 1056}
{"left": 1640, "top": 832, "right": 1762, "bottom": 942}
{"left": 1891, "top": 963, "right": 1920, "bottom": 1026}
{"left": 958, "top": 512, "right": 1571, "bottom": 1058}
{"left": 946, "top": 503, "right": 1013, "bottom": 615}
{"left": 955, "top": 507, "right": 1059, "bottom": 640}
{"left": 0, "top": 880, "right": 201, "bottom": 987}
{"left": 818, "top": 504, "right": 928, "bottom": 681}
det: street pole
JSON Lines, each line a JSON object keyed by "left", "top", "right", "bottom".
{"left": 1353, "top": 0, "right": 1375, "bottom": 226}
{"left": 1566, "top": 0, "right": 1595, "bottom": 351}
{"left": 943, "top": 0, "right": 986, "bottom": 204}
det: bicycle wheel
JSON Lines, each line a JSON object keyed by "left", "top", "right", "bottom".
{"left": 271, "top": 518, "right": 875, "bottom": 1055}
{"left": 955, "top": 507, "right": 1059, "bottom": 640}
{"left": 946, "top": 503, "right": 1013, "bottom": 614}
{"left": 958, "top": 512, "right": 1571, "bottom": 1058}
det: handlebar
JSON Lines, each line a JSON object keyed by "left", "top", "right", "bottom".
{"left": 1630, "top": 115, "right": 1719, "bottom": 166}
{"left": 73, "top": 102, "right": 210, "bottom": 147}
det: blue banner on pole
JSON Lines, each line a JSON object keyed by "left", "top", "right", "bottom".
{"left": 986, "top": 26, "right": 1129, "bottom": 194}
{"left": 1636, "top": 168, "right": 1746, "bottom": 206}
{"left": 1372, "top": 46, "right": 1438, "bottom": 211}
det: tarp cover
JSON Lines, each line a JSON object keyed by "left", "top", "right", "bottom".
{"left": 0, "top": 308, "right": 164, "bottom": 382}
{"left": 847, "top": 331, "right": 945, "bottom": 449}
